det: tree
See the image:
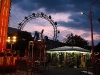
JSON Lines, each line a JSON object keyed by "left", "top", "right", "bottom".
{"left": 95, "top": 42, "right": 100, "bottom": 52}
{"left": 15, "top": 31, "right": 33, "bottom": 56}
{"left": 65, "top": 33, "right": 89, "bottom": 48}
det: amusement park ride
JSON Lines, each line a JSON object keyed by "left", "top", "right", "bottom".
{"left": 0, "top": 0, "right": 99, "bottom": 74}
{"left": 0, "top": 0, "right": 11, "bottom": 51}
{"left": 0, "top": 0, "right": 58, "bottom": 74}
{"left": 17, "top": 12, "right": 58, "bottom": 74}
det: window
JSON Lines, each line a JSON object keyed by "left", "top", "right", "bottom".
{"left": 4, "top": 18, "right": 6, "bottom": 27}
{"left": 6, "top": 0, "right": 8, "bottom": 6}
{"left": 2, "top": 38, "right": 4, "bottom": 47}
{"left": 0, "top": 0, "right": 1, "bottom": 4}
{"left": 0, "top": 37, "right": 1, "bottom": 42}
{"left": 2, "top": 18, "right": 4, "bottom": 26}
{"left": 1, "top": 28, "right": 2, "bottom": 35}
{"left": 6, "top": 8, "right": 8, "bottom": 16}
{"left": 0, "top": 0, "right": 2, "bottom": 13}
{"left": 3, "top": 7, "right": 5, "bottom": 15}
{"left": 3, "top": 28, "right": 5, "bottom": 36}
{"left": 7, "top": 0, "right": 9, "bottom": 6}
{"left": 4, "top": 0, "right": 6, "bottom": 5}
{"left": 0, "top": 27, "right": 1, "bottom": 36}
{"left": 4, "top": 19, "right": 5, "bottom": 27}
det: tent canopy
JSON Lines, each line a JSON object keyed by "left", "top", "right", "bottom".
{"left": 48, "top": 46, "right": 90, "bottom": 52}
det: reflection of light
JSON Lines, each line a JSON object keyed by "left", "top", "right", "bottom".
{"left": 94, "top": 52, "right": 99, "bottom": 56}
{"left": 47, "top": 50, "right": 91, "bottom": 54}
{"left": 82, "top": 53, "right": 86, "bottom": 56}
{"left": 98, "top": 58, "right": 100, "bottom": 61}
{"left": 38, "top": 40, "right": 41, "bottom": 41}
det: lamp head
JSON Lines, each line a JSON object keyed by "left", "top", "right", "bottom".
{"left": 7, "top": 37, "right": 11, "bottom": 42}
{"left": 81, "top": 12, "right": 85, "bottom": 14}
{"left": 13, "top": 36, "right": 17, "bottom": 42}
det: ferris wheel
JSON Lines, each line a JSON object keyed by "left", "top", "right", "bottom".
{"left": 18, "top": 12, "right": 59, "bottom": 41}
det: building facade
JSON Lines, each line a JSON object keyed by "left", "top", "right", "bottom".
{"left": 0, "top": 0, "right": 11, "bottom": 51}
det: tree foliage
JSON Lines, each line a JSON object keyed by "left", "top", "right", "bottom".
{"left": 95, "top": 42, "right": 100, "bottom": 52}
{"left": 65, "top": 33, "right": 89, "bottom": 48}
{"left": 15, "top": 31, "right": 33, "bottom": 56}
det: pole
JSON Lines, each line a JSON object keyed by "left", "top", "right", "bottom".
{"left": 32, "top": 43, "right": 34, "bottom": 61}
{"left": 11, "top": 43, "right": 12, "bottom": 50}
{"left": 81, "top": 0, "right": 100, "bottom": 68}
{"left": 90, "top": 0, "right": 100, "bottom": 66}
{"left": 90, "top": 8, "right": 95, "bottom": 65}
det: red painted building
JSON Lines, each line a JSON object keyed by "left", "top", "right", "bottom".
{"left": 0, "top": 0, "right": 11, "bottom": 51}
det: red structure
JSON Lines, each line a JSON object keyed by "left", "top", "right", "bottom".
{"left": 0, "top": 0, "right": 11, "bottom": 51}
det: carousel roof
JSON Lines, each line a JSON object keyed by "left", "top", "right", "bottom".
{"left": 48, "top": 46, "right": 90, "bottom": 52}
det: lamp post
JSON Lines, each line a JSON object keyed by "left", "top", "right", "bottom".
{"left": 28, "top": 41, "right": 34, "bottom": 60}
{"left": 81, "top": 0, "right": 100, "bottom": 65}
{"left": 7, "top": 36, "right": 17, "bottom": 50}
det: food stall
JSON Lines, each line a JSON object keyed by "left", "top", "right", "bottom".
{"left": 47, "top": 46, "right": 91, "bottom": 68}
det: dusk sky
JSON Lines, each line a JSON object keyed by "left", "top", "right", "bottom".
{"left": 9, "top": 0, "right": 100, "bottom": 46}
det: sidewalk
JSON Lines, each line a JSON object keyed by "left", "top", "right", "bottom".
{"left": 43, "top": 66, "right": 89, "bottom": 75}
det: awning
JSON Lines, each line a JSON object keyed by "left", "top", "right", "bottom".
{"left": 48, "top": 46, "right": 90, "bottom": 52}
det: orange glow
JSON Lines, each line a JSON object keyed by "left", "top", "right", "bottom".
{"left": 0, "top": 0, "right": 11, "bottom": 51}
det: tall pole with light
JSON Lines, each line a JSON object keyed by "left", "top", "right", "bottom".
{"left": 7, "top": 36, "right": 17, "bottom": 50}
{"left": 81, "top": 0, "right": 100, "bottom": 65}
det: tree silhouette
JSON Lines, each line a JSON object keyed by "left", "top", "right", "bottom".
{"left": 65, "top": 33, "right": 89, "bottom": 48}
{"left": 15, "top": 31, "right": 33, "bottom": 56}
{"left": 95, "top": 42, "right": 100, "bottom": 52}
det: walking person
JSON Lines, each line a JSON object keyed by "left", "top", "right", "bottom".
{"left": 45, "top": 55, "right": 51, "bottom": 71}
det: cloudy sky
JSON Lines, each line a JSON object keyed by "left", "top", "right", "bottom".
{"left": 9, "top": 0, "right": 100, "bottom": 46}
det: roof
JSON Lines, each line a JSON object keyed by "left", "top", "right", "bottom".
{"left": 8, "top": 27, "right": 18, "bottom": 34}
{"left": 48, "top": 46, "right": 90, "bottom": 52}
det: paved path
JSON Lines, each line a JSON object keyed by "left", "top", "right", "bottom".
{"left": 0, "top": 66, "right": 93, "bottom": 75}
{"left": 44, "top": 66, "right": 88, "bottom": 75}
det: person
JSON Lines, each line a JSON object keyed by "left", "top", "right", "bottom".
{"left": 35, "top": 59, "right": 40, "bottom": 64}
{"left": 24, "top": 49, "right": 28, "bottom": 57}
{"left": 45, "top": 55, "right": 50, "bottom": 70}
{"left": 34, "top": 59, "right": 41, "bottom": 73}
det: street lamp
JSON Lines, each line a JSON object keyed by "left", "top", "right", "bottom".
{"left": 7, "top": 36, "right": 17, "bottom": 50}
{"left": 81, "top": 0, "right": 100, "bottom": 65}
{"left": 28, "top": 41, "right": 34, "bottom": 60}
